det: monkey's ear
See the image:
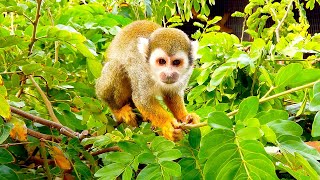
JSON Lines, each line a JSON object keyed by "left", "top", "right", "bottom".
{"left": 138, "top": 37, "right": 149, "bottom": 58}
{"left": 190, "top": 41, "right": 199, "bottom": 60}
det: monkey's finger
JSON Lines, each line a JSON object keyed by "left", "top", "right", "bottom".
{"left": 172, "top": 128, "right": 183, "bottom": 141}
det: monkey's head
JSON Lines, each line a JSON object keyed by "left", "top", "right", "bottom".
{"left": 138, "top": 28, "right": 198, "bottom": 86}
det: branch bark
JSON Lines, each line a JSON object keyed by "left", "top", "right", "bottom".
{"left": 10, "top": 106, "right": 78, "bottom": 138}
{"left": 90, "top": 146, "right": 121, "bottom": 156}
{"left": 28, "top": 0, "right": 42, "bottom": 55}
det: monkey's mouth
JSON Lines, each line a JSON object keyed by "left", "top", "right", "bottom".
{"left": 161, "top": 78, "right": 178, "bottom": 84}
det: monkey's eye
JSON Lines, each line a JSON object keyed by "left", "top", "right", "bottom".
{"left": 172, "top": 59, "right": 181, "bottom": 66}
{"left": 158, "top": 58, "right": 166, "bottom": 65}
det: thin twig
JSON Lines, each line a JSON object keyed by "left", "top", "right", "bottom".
{"left": 29, "top": 75, "right": 60, "bottom": 124}
{"left": 91, "top": 146, "right": 121, "bottom": 156}
{"left": 28, "top": 0, "right": 43, "bottom": 55}
{"left": 0, "top": 71, "right": 23, "bottom": 75}
{"left": 40, "top": 141, "right": 52, "bottom": 180}
{"left": 27, "top": 128, "right": 62, "bottom": 142}
{"left": 275, "top": 0, "right": 293, "bottom": 42}
{"left": 10, "top": 106, "right": 77, "bottom": 138}
{"left": 0, "top": 142, "right": 33, "bottom": 148}
{"left": 181, "top": 80, "right": 320, "bottom": 129}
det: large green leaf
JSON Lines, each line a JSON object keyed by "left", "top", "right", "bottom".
{"left": 160, "top": 161, "right": 181, "bottom": 177}
{"left": 179, "top": 158, "right": 202, "bottom": 180}
{"left": 136, "top": 164, "right": 161, "bottom": 180}
{"left": 268, "top": 120, "right": 303, "bottom": 137}
{"left": 0, "top": 124, "right": 12, "bottom": 144}
{"left": 0, "top": 95, "right": 10, "bottom": 120}
{"left": 94, "top": 162, "right": 125, "bottom": 179}
{"left": 235, "top": 96, "right": 259, "bottom": 122}
{"left": 0, "top": 165, "right": 19, "bottom": 179}
{"left": 0, "top": 148, "right": 14, "bottom": 164}
{"left": 311, "top": 111, "right": 320, "bottom": 137}
{"left": 255, "top": 109, "right": 289, "bottom": 124}
{"left": 288, "top": 69, "right": 320, "bottom": 88}
{"left": 151, "top": 136, "right": 174, "bottom": 152}
{"left": 199, "top": 129, "right": 235, "bottom": 159}
{"left": 105, "top": 152, "right": 134, "bottom": 164}
{"left": 207, "top": 111, "right": 233, "bottom": 129}
{"left": 203, "top": 140, "right": 277, "bottom": 180}
{"left": 310, "top": 93, "right": 320, "bottom": 111}
{"left": 275, "top": 63, "right": 303, "bottom": 89}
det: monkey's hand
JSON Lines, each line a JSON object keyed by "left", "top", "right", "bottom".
{"left": 181, "top": 113, "right": 200, "bottom": 124}
{"left": 161, "top": 119, "right": 183, "bottom": 142}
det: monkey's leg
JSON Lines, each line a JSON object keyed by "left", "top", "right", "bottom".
{"left": 132, "top": 94, "right": 182, "bottom": 141}
{"left": 163, "top": 93, "right": 200, "bottom": 124}
{"left": 96, "top": 62, "right": 137, "bottom": 127}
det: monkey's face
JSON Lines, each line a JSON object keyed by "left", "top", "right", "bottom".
{"left": 149, "top": 48, "right": 190, "bottom": 85}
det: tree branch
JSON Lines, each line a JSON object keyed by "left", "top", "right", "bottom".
{"left": 27, "top": 128, "right": 62, "bottom": 142}
{"left": 90, "top": 146, "right": 121, "bottom": 156}
{"left": 10, "top": 106, "right": 78, "bottom": 138}
{"left": 181, "top": 80, "right": 320, "bottom": 129}
{"left": 275, "top": 0, "right": 293, "bottom": 42}
{"left": 28, "top": 0, "right": 42, "bottom": 55}
{"left": 29, "top": 75, "right": 60, "bottom": 124}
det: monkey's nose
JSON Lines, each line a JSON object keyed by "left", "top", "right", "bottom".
{"left": 160, "top": 72, "right": 179, "bottom": 84}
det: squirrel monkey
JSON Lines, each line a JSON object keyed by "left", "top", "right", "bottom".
{"left": 96, "top": 20, "right": 199, "bottom": 141}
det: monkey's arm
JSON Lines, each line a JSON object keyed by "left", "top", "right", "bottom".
{"left": 163, "top": 93, "right": 199, "bottom": 124}
{"left": 133, "top": 95, "right": 182, "bottom": 141}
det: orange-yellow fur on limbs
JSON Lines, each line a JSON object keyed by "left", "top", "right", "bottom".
{"left": 96, "top": 20, "right": 199, "bottom": 141}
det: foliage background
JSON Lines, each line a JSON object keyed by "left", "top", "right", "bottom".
{"left": 0, "top": 0, "right": 320, "bottom": 179}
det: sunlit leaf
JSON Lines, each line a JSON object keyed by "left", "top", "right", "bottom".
{"left": 311, "top": 111, "right": 320, "bottom": 137}
{"left": 235, "top": 96, "right": 259, "bottom": 122}
{"left": 275, "top": 63, "right": 303, "bottom": 89}
{"left": 51, "top": 146, "right": 72, "bottom": 170}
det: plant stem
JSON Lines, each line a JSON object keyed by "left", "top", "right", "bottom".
{"left": 28, "top": 0, "right": 42, "bottom": 55}
{"left": 181, "top": 80, "right": 319, "bottom": 129}
{"left": 40, "top": 141, "right": 52, "bottom": 180}
{"left": 275, "top": 0, "right": 293, "bottom": 42}
{"left": 29, "top": 75, "right": 61, "bottom": 124}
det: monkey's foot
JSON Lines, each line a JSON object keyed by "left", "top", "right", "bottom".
{"left": 161, "top": 120, "right": 183, "bottom": 142}
{"left": 113, "top": 104, "right": 138, "bottom": 127}
{"left": 181, "top": 113, "right": 200, "bottom": 124}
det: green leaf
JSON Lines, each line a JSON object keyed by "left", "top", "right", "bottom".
{"left": 275, "top": 63, "right": 303, "bottom": 89}
{"left": 74, "top": 161, "right": 92, "bottom": 179}
{"left": 0, "top": 165, "right": 19, "bottom": 179}
{"left": 122, "top": 166, "right": 133, "bottom": 180}
{"left": 311, "top": 111, "right": 320, "bottom": 137}
{"left": 235, "top": 96, "right": 259, "bottom": 122}
{"left": 207, "top": 111, "right": 233, "bottom": 129}
{"left": 188, "top": 128, "right": 201, "bottom": 149}
{"left": 118, "top": 141, "right": 142, "bottom": 156}
{"left": 268, "top": 120, "right": 303, "bottom": 137}
{"left": 314, "top": 81, "right": 320, "bottom": 95}
{"left": 179, "top": 158, "right": 201, "bottom": 180}
{"left": 138, "top": 152, "right": 156, "bottom": 164}
{"left": 256, "top": 109, "right": 289, "bottom": 124}
{"left": 151, "top": 136, "right": 174, "bottom": 152}
{"left": 278, "top": 135, "right": 320, "bottom": 159}
{"left": 87, "top": 58, "right": 102, "bottom": 78}
{"left": 187, "top": 85, "right": 206, "bottom": 102}
{"left": 208, "top": 64, "right": 236, "bottom": 91}
{"left": 76, "top": 43, "right": 97, "bottom": 59}
{"left": 94, "top": 162, "right": 124, "bottom": 178}
{"left": 261, "top": 125, "right": 277, "bottom": 144}
{"left": 0, "top": 36, "right": 24, "bottom": 48}
{"left": 288, "top": 69, "right": 320, "bottom": 88}
{"left": 197, "top": 68, "right": 211, "bottom": 85}
{"left": 236, "top": 127, "right": 263, "bottom": 140}
{"left": 310, "top": 93, "right": 320, "bottom": 111}
{"left": 199, "top": 129, "right": 235, "bottom": 159}
{"left": 0, "top": 124, "right": 12, "bottom": 144}
{"left": 105, "top": 152, "right": 134, "bottom": 164}
{"left": 0, "top": 148, "right": 14, "bottom": 164}
{"left": 157, "top": 149, "right": 182, "bottom": 162}
{"left": 21, "top": 63, "right": 42, "bottom": 75}
{"left": 160, "top": 161, "right": 181, "bottom": 177}
{"left": 203, "top": 140, "right": 277, "bottom": 179}
{"left": 0, "top": 96, "right": 10, "bottom": 119}
{"left": 136, "top": 164, "right": 161, "bottom": 180}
